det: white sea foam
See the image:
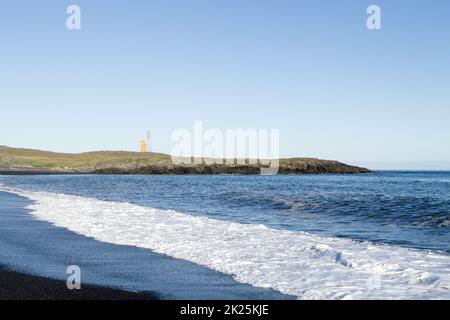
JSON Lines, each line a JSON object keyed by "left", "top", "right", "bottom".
{"left": 1, "top": 185, "right": 450, "bottom": 299}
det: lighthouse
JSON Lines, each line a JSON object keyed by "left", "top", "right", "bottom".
{"left": 139, "top": 131, "right": 151, "bottom": 153}
{"left": 139, "top": 140, "right": 148, "bottom": 153}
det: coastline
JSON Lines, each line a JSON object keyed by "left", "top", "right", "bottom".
{"left": 1, "top": 175, "right": 449, "bottom": 299}
{"left": 0, "top": 168, "right": 371, "bottom": 176}
{"left": 0, "top": 191, "right": 155, "bottom": 300}
{"left": 0, "top": 191, "right": 292, "bottom": 300}
{"left": 0, "top": 170, "right": 77, "bottom": 176}
{"left": 0, "top": 145, "right": 371, "bottom": 175}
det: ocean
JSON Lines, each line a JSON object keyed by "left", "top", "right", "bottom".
{"left": 0, "top": 171, "right": 449, "bottom": 299}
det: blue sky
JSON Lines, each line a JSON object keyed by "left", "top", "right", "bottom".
{"left": 1, "top": 0, "right": 449, "bottom": 169}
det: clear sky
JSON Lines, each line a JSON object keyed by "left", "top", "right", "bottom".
{"left": 1, "top": 0, "right": 449, "bottom": 169}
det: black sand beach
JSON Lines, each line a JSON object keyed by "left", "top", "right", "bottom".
{"left": 0, "top": 191, "right": 155, "bottom": 300}
{"left": 0, "top": 190, "right": 292, "bottom": 300}
{"left": 0, "top": 267, "right": 156, "bottom": 300}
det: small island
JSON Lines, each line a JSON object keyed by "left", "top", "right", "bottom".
{"left": 0, "top": 145, "right": 371, "bottom": 175}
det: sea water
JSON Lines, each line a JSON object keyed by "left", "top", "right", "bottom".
{"left": 1, "top": 172, "right": 449, "bottom": 299}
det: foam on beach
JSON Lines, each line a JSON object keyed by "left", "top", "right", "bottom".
{"left": 1, "top": 185, "right": 449, "bottom": 300}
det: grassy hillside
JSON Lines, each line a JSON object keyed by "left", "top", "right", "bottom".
{"left": 0, "top": 146, "right": 370, "bottom": 174}
{"left": 0, "top": 146, "right": 173, "bottom": 171}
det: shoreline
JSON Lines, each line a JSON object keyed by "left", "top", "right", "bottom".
{"left": 0, "top": 191, "right": 155, "bottom": 300}
{"left": 0, "top": 169, "right": 372, "bottom": 176}
{"left": 0, "top": 191, "right": 292, "bottom": 300}
{"left": 1, "top": 176, "right": 450, "bottom": 299}
{"left": 0, "top": 170, "right": 77, "bottom": 176}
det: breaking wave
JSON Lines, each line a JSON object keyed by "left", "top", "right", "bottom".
{"left": 1, "top": 185, "right": 449, "bottom": 300}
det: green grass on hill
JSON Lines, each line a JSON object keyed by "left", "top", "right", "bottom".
{"left": 0, "top": 146, "right": 173, "bottom": 171}
{"left": 0, "top": 145, "right": 370, "bottom": 174}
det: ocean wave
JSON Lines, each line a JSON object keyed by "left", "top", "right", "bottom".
{"left": 1, "top": 185, "right": 449, "bottom": 300}
{"left": 215, "top": 191, "right": 318, "bottom": 212}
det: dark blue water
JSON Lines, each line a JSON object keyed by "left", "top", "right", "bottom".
{"left": 1, "top": 171, "right": 449, "bottom": 253}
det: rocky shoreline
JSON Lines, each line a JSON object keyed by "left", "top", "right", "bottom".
{"left": 93, "top": 163, "right": 371, "bottom": 175}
